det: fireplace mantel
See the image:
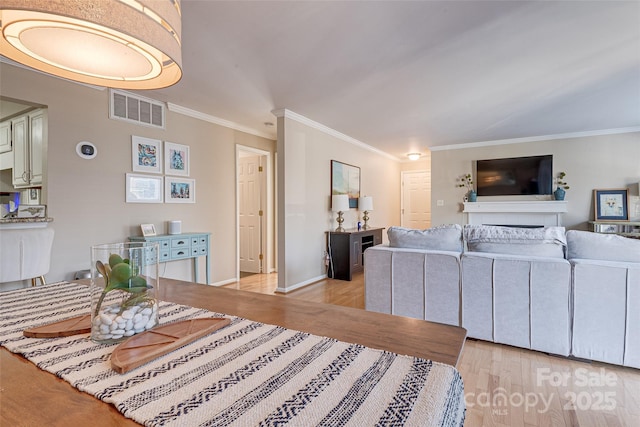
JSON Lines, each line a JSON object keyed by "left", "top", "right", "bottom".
{"left": 463, "top": 201, "right": 568, "bottom": 226}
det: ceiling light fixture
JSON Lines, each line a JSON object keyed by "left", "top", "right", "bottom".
{"left": 407, "top": 153, "right": 422, "bottom": 161}
{"left": 0, "top": 0, "right": 183, "bottom": 89}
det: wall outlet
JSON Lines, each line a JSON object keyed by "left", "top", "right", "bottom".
{"left": 437, "top": 200, "right": 444, "bottom": 206}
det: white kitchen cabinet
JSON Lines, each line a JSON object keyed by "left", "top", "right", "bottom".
{"left": 12, "top": 109, "right": 45, "bottom": 188}
{"left": 0, "top": 121, "right": 10, "bottom": 154}
{"left": 28, "top": 110, "right": 44, "bottom": 186}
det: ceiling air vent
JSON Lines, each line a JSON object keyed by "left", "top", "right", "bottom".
{"left": 109, "top": 89, "right": 165, "bottom": 129}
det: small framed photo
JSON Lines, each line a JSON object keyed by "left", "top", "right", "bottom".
{"left": 140, "top": 223, "right": 157, "bottom": 237}
{"left": 126, "top": 173, "right": 163, "bottom": 203}
{"left": 17, "top": 204, "right": 46, "bottom": 218}
{"left": 132, "top": 135, "right": 162, "bottom": 173}
{"left": 165, "top": 141, "right": 190, "bottom": 176}
{"left": 594, "top": 189, "right": 629, "bottom": 221}
{"left": 29, "top": 188, "right": 40, "bottom": 202}
{"left": 165, "top": 177, "right": 196, "bottom": 203}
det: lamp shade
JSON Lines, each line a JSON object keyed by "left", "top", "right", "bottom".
{"left": 359, "top": 196, "right": 373, "bottom": 211}
{"left": 0, "top": 0, "right": 182, "bottom": 89}
{"left": 331, "top": 194, "right": 349, "bottom": 212}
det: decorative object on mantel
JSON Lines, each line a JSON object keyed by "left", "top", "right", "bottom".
{"left": 554, "top": 172, "right": 569, "bottom": 200}
{"left": 331, "top": 194, "right": 349, "bottom": 232}
{"left": 594, "top": 189, "right": 629, "bottom": 221}
{"left": 359, "top": 196, "right": 374, "bottom": 229}
{"left": 457, "top": 174, "right": 476, "bottom": 202}
{"left": 91, "top": 242, "right": 160, "bottom": 344}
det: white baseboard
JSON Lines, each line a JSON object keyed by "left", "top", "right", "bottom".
{"left": 275, "top": 274, "right": 326, "bottom": 293}
{"left": 210, "top": 278, "right": 237, "bottom": 287}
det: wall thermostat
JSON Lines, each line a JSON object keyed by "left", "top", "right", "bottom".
{"left": 76, "top": 141, "right": 97, "bottom": 159}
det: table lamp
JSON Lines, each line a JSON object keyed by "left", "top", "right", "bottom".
{"left": 331, "top": 194, "right": 350, "bottom": 232}
{"left": 359, "top": 196, "right": 373, "bottom": 229}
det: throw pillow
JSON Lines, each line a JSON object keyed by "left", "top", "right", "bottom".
{"left": 387, "top": 224, "right": 463, "bottom": 252}
{"left": 566, "top": 230, "right": 640, "bottom": 263}
{"left": 464, "top": 225, "right": 567, "bottom": 258}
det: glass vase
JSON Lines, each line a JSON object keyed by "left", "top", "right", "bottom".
{"left": 90, "top": 242, "right": 160, "bottom": 344}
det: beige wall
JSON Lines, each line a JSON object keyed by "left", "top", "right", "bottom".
{"left": 1, "top": 63, "right": 275, "bottom": 290}
{"left": 431, "top": 132, "right": 640, "bottom": 228}
{"left": 277, "top": 114, "right": 401, "bottom": 292}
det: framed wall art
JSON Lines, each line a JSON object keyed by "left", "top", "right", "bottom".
{"left": 125, "top": 173, "right": 163, "bottom": 203}
{"left": 164, "top": 141, "right": 190, "bottom": 176}
{"left": 165, "top": 177, "right": 196, "bottom": 203}
{"left": 594, "top": 188, "right": 629, "bottom": 221}
{"left": 132, "top": 135, "right": 162, "bottom": 173}
{"left": 331, "top": 160, "right": 360, "bottom": 209}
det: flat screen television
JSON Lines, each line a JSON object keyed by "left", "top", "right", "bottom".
{"left": 476, "top": 155, "right": 553, "bottom": 196}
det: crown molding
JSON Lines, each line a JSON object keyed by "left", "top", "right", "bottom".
{"left": 271, "top": 109, "right": 400, "bottom": 161}
{"left": 430, "top": 127, "right": 640, "bottom": 151}
{"left": 167, "top": 103, "right": 274, "bottom": 140}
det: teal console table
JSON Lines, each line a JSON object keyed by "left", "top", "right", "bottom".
{"left": 129, "top": 233, "right": 211, "bottom": 284}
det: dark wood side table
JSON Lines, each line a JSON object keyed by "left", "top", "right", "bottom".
{"left": 326, "top": 227, "right": 384, "bottom": 281}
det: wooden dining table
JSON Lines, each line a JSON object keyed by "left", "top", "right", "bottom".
{"left": 1, "top": 278, "right": 466, "bottom": 426}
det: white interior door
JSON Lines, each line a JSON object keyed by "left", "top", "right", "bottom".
{"left": 239, "top": 154, "right": 262, "bottom": 273}
{"left": 401, "top": 170, "right": 431, "bottom": 229}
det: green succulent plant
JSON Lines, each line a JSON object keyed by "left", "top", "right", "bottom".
{"left": 93, "top": 254, "right": 154, "bottom": 317}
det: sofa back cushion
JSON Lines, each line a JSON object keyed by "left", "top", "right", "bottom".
{"left": 566, "top": 230, "right": 640, "bottom": 263}
{"left": 387, "top": 225, "right": 463, "bottom": 252}
{"left": 464, "top": 225, "right": 567, "bottom": 258}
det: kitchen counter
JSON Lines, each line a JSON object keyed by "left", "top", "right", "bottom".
{"left": 0, "top": 217, "right": 53, "bottom": 229}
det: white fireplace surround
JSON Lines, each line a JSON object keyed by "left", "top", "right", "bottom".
{"left": 463, "top": 201, "right": 568, "bottom": 227}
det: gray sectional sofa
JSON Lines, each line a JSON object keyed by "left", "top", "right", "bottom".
{"left": 364, "top": 224, "right": 640, "bottom": 368}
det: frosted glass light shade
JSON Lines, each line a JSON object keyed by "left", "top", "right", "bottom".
{"left": 359, "top": 196, "right": 373, "bottom": 211}
{"left": 332, "top": 194, "right": 349, "bottom": 212}
{"left": 0, "top": 0, "right": 182, "bottom": 89}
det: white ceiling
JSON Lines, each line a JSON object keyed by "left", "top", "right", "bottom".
{"left": 124, "top": 1, "right": 639, "bottom": 158}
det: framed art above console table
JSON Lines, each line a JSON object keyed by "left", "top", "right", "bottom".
{"left": 129, "top": 232, "right": 211, "bottom": 283}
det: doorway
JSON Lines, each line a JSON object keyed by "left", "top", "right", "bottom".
{"left": 401, "top": 170, "right": 431, "bottom": 229}
{"left": 236, "top": 145, "right": 272, "bottom": 279}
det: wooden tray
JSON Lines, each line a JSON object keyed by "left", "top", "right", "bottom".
{"left": 111, "top": 317, "right": 231, "bottom": 374}
{"left": 23, "top": 314, "right": 92, "bottom": 338}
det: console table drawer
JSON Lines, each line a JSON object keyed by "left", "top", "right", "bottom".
{"left": 192, "top": 246, "right": 207, "bottom": 256}
{"left": 171, "top": 248, "right": 191, "bottom": 259}
{"left": 159, "top": 250, "right": 170, "bottom": 261}
{"left": 171, "top": 238, "right": 190, "bottom": 248}
{"left": 192, "top": 236, "right": 208, "bottom": 246}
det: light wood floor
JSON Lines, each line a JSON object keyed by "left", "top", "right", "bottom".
{"left": 226, "top": 272, "right": 640, "bottom": 427}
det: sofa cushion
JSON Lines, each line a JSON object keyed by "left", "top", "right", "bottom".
{"left": 387, "top": 224, "right": 463, "bottom": 252}
{"left": 567, "top": 230, "right": 640, "bottom": 263}
{"left": 464, "top": 225, "right": 566, "bottom": 258}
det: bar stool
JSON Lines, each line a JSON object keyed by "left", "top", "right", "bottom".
{"left": 0, "top": 227, "right": 55, "bottom": 286}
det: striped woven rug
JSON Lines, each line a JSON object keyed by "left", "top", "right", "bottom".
{"left": 0, "top": 282, "right": 465, "bottom": 426}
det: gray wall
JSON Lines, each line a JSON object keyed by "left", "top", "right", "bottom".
{"left": 1, "top": 63, "right": 275, "bottom": 290}
{"left": 431, "top": 132, "right": 640, "bottom": 228}
{"left": 276, "top": 113, "right": 401, "bottom": 292}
